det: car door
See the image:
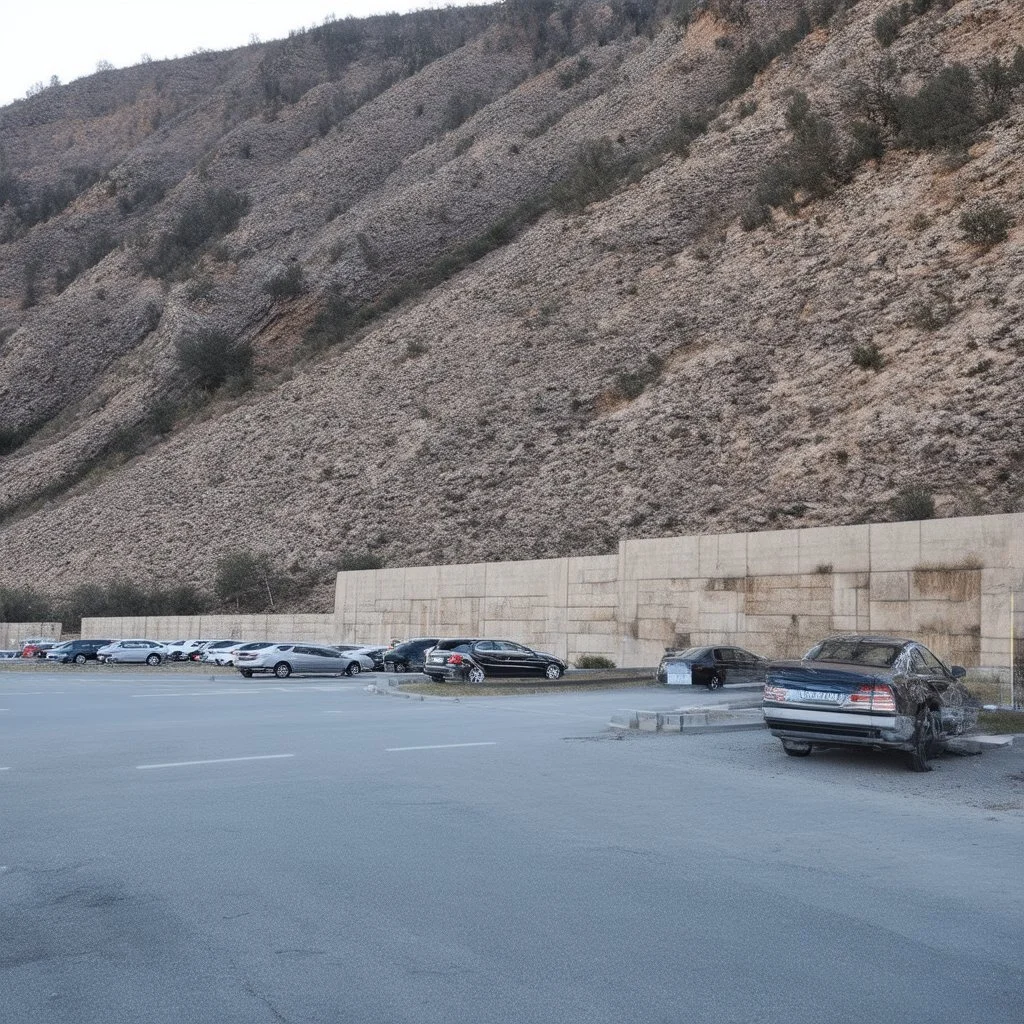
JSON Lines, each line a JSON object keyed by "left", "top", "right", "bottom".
{"left": 711, "top": 648, "right": 736, "bottom": 684}
{"left": 288, "top": 646, "right": 320, "bottom": 674}
{"left": 501, "top": 642, "right": 540, "bottom": 676}
{"left": 470, "top": 641, "right": 504, "bottom": 675}
{"left": 310, "top": 646, "right": 346, "bottom": 675}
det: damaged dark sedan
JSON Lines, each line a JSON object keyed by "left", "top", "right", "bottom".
{"left": 762, "top": 635, "right": 979, "bottom": 772}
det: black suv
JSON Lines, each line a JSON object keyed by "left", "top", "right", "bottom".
{"left": 422, "top": 639, "right": 481, "bottom": 682}
{"left": 46, "top": 639, "right": 113, "bottom": 664}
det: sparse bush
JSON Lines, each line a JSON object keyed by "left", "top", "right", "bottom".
{"left": 551, "top": 138, "right": 635, "bottom": 213}
{"left": 574, "top": 654, "right": 616, "bottom": 669}
{"left": 215, "top": 549, "right": 279, "bottom": 611}
{"left": 264, "top": 263, "right": 306, "bottom": 300}
{"left": 664, "top": 110, "right": 713, "bottom": 157}
{"left": 141, "top": 186, "right": 250, "bottom": 278}
{"left": 847, "top": 120, "right": 886, "bottom": 164}
{"left": 959, "top": 200, "right": 1013, "bottom": 247}
{"left": 175, "top": 328, "right": 253, "bottom": 392}
{"left": 907, "top": 293, "right": 954, "bottom": 331}
{"left": 891, "top": 485, "right": 935, "bottom": 522}
{"left": 60, "top": 579, "right": 211, "bottom": 633}
{"left": 895, "top": 64, "right": 979, "bottom": 151}
{"left": 557, "top": 55, "right": 593, "bottom": 89}
{"left": 117, "top": 177, "right": 166, "bottom": 215}
{"left": 874, "top": 7, "right": 906, "bottom": 48}
{"left": 443, "top": 89, "right": 487, "bottom": 130}
{"left": 613, "top": 353, "right": 664, "bottom": 400}
{"left": 336, "top": 553, "right": 384, "bottom": 571}
{"left": 852, "top": 341, "right": 885, "bottom": 370}
{"left": 0, "top": 585, "right": 57, "bottom": 623}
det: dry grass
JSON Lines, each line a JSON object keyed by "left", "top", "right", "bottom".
{"left": 965, "top": 673, "right": 1018, "bottom": 707}
{"left": 976, "top": 709, "right": 1024, "bottom": 735}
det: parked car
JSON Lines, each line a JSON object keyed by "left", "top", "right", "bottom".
{"left": 382, "top": 638, "right": 441, "bottom": 673}
{"left": 422, "top": 638, "right": 480, "bottom": 682}
{"left": 164, "top": 639, "right": 208, "bottom": 661}
{"left": 45, "top": 639, "right": 113, "bottom": 664}
{"left": 96, "top": 640, "right": 168, "bottom": 665}
{"left": 425, "top": 639, "right": 567, "bottom": 684}
{"left": 236, "top": 643, "right": 365, "bottom": 679}
{"left": 221, "top": 641, "right": 277, "bottom": 666}
{"left": 762, "top": 634, "right": 980, "bottom": 772}
{"left": 21, "top": 639, "right": 57, "bottom": 658}
{"left": 0, "top": 649, "right": 22, "bottom": 659}
{"left": 657, "top": 645, "right": 767, "bottom": 688}
{"left": 338, "top": 645, "right": 388, "bottom": 671}
{"left": 199, "top": 640, "right": 243, "bottom": 665}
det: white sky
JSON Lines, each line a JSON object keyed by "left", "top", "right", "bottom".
{"left": 0, "top": 1, "right": 456, "bottom": 108}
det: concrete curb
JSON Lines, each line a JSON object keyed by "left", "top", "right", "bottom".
{"left": 610, "top": 708, "right": 765, "bottom": 734}
{"left": 365, "top": 681, "right": 462, "bottom": 703}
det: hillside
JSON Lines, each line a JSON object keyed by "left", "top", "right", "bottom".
{"left": 0, "top": 0, "right": 1022, "bottom": 614}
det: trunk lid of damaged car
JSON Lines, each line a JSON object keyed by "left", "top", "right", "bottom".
{"left": 765, "top": 662, "right": 897, "bottom": 713}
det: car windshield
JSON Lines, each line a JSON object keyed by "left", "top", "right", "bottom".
{"left": 805, "top": 640, "right": 903, "bottom": 667}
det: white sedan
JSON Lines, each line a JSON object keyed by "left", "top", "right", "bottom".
{"left": 97, "top": 640, "right": 169, "bottom": 665}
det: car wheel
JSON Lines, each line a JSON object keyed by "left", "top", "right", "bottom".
{"left": 345, "top": 662, "right": 361, "bottom": 676}
{"left": 240, "top": 669, "right": 253, "bottom": 678}
{"left": 544, "top": 663, "right": 563, "bottom": 680}
{"left": 908, "top": 707, "right": 941, "bottom": 772}
{"left": 707, "top": 674, "right": 723, "bottom": 690}
{"left": 782, "top": 740, "right": 812, "bottom": 757}
{"left": 274, "top": 662, "right": 292, "bottom": 679}
{"left": 74, "top": 654, "right": 88, "bottom": 665}
{"left": 145, "top": 653, "right": 161, "bottom": 666}
{"left": 467, "top": 666, "right": 486, "bottom": 685}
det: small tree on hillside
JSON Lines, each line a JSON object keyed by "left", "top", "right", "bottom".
{"left": 215, "top": 549, "right": 276, "bottom": 611}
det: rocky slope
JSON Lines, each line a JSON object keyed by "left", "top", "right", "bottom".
{"left": 0, "top": 0, "right": 1022, "bottom": 609}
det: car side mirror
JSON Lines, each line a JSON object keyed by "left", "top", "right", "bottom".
{"left": 950, "top": 665, "right": 966, "bottom": 679}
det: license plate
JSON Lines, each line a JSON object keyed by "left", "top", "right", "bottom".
{"left": 797, "top": 690, "right": 843, "bottom": 703}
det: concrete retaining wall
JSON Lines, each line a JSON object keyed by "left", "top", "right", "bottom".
{"left": 80, "top": 614, "right": 337, "bottom": 643}
{"left": 335, "top": 514, "right": 1024, "bottom": 669}
{"left": 0, "top": 622, "right": 62, "bottom": 648}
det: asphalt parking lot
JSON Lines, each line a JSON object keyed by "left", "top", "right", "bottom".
{"left": 2, "top": 668, "right": 1023, "bottom": 1023}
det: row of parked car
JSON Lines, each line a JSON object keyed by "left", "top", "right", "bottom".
{"left": 657, "top": 634, "right": 980, "bottom": 772}
{"left": 8, "top": 634, "right": 569, "bottom": 683}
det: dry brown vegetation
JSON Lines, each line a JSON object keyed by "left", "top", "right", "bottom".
{"left": 0, "top": 0, "right": 1022, "bottom": 610}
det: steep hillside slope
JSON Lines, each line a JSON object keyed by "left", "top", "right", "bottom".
{"left": 1, "top": 0, "right": 1022, "bottom": 610}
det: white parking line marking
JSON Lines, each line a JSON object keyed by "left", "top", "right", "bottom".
{"left": 136, "top": 754, "right": 295, "bottom": 770}
{"left": 0, "top": 691, "right": 66, "bottom": 695}
{"left": 132, "top": 690, "right": 262, "bottom": 698}
{"left": 385, "top": 742, "right": 497, "bottom": 752}
{"left": 0, "top": 767, "right": 11, "bottom": 771}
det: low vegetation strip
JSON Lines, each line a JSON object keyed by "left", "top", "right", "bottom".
{"left": 398, "top": 675, "right": 656, "bottom": 697}
{"left": 976, "top": 710, "right": 1024, "bottom": 735}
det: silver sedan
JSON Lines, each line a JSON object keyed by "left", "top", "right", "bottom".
{"left": 236, "top": 644, "right": 364, "bottom": 679}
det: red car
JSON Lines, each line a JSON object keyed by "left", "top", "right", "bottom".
{"left": 21, "top": 639, "right": 57, "bottom": 658}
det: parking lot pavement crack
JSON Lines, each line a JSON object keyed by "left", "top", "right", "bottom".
{"left": 234, "top": 965, "right": 298, "bottom": 1024}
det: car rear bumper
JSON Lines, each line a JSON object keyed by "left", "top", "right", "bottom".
{"left": 764, "top": 707, "right": 916, "bottom": 749}
{"left": 423, "top": 663, "right": 464, "bottom": 681}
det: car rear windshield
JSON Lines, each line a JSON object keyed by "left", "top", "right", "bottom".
{"left": 664, "top": 647, "right": 706, "bottom": 660}
{"left": 806, "top": 640, "right": 902, "bottom": 667}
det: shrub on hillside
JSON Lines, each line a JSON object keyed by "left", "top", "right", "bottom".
{"left": 141, "top": 187, "right": 250, "bottom": 279}
{"left": 175, "top": 328, "right": 253, "bottom": 392}
{"left": 891, "top": 485, "right": 935, "bottom": 522}
{"left": 959, "top": 200, "right": 1013, "bottom": 247}
{"left": 215, "top": 549, "right": 279, "bottom": 611}
{"left": 894, "top": 65, "right": 979, "bottom": 151}
{"left": 264, "top": 263, "right": 306, "bottom": 300}
{"left": 852, "top": 342, "right": 885, "bottom": 370}
{"left": 0, "top": 585, "right": 57, "bottom": 623}
{"left": 61, "top": 580, "right": 210, "bottom": 633}
{"left": 551, "top": 138, "right": 634, "bottom": 213}
{"left": 557, "top": 55, "right": 593, "bottom": 90}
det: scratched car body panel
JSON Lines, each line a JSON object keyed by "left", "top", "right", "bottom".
{"left": 762, "top": 635, "right": 979, "bottom": 771}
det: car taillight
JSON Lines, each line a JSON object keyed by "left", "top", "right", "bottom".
{"left": 763, "top": 684, "right": 789, "bottom": 702}
{"left": 846, "top": 684, "right": 896, "bottom": 713}
{"left": 449, "top": 654, "right": 463, "bottom": 665}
